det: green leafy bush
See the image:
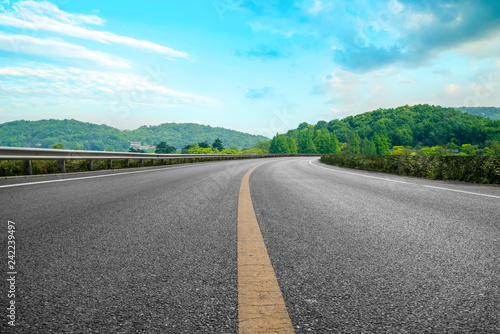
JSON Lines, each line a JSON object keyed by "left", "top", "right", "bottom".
{"left": 320, "top": 155, "right": 500, "bottom": 184}
{"left": 0, "top": 160, "right": 24, "bottom": 176}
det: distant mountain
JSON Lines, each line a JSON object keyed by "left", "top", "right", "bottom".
{"left": 123, "top": 123, "right": 269, "bottom": 150}
{"left": 457, "top": 107, "right": 500, "bottom": 120}
{"left": 0, "top": 119, "right": 269, "bottom": 151}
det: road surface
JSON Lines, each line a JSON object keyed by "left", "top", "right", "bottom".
{"left": 1, "top": 157, "right": 499, "bottom": 333}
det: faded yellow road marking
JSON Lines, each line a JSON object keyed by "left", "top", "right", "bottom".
{"left": 238, "top": 165, "right": 295, "bottom": 333}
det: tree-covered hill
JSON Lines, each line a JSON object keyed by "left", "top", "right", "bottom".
{"left": 0, "top": 119, "right": 269, "bottom": 151}
{"left": 123, "top": 123, "right": 269, "bottom": 150}
{"left": 456, "top": 107, "right": 500, "bottom": 120}
{"left": 269, "top": 104, "right": 500, "bottom": 155}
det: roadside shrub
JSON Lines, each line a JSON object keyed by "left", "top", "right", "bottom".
{"left": 66, "top": 160, "right": 89, "bottom": 172}
{"left": 320, "top": 155, "right": 500, "bottom": 184}
{"left": 0, "top": 160, "right": 24, "bottom": 176}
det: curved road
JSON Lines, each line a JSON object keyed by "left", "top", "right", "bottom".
{"left": 1, "top": 157, "right": 499, "bottom": 333}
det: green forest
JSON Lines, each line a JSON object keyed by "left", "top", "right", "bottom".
{"left": 456, "top": 107, "right": 500, "bottom": 120}
{"left": 269, "top": 104, "right": 500, "bottom": 156}
{"left": 0, "top": 119, "right": 269, "bottom": 152}
{"left": 2, "top": 105, "right": 499, "bottom": 156}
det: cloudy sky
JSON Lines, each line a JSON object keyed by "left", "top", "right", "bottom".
{"left": 0, "top": 0, "right": 499, "bottom": 136}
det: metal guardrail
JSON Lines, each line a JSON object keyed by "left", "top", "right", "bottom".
{"left": 0, "top": 146, "right": 320, "bottom": 175}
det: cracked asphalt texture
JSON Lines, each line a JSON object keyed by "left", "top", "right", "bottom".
{"left": 1, "top": 157, "right": 499, "bottom": 333}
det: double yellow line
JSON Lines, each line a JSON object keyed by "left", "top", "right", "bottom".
{"left": 237, "top": 164, "right": 295, "bottom": 333}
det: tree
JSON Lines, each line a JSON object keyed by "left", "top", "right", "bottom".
{"left": 297, "top": 122, "right": 309, "bottom": 131}
{"left": 155, "top": 141, "right": 177, "bottom": 154}
{"left": 374, "top": 134, "right": 391, "bottom": 155}
{"left": 52, "top": 142, "right": 65, "bottom": 149}
{"left": 198, "top": 141, "right": 210, "bottom": 148}
{"left": 315, "top": 120, "right": 328, "bottom": 131}
{"left": 186, "top": 147, "right": 215, "bottom": 154}
{"left": 313, "top": 130, "right": 330, "bottom": 154}
{"left": 460, "top": 144, "right": 477, "bottom": 156}
{"left": 487, "top": 141, "right": 500, "bottom": 156}
{"left": 287, "top": 136, "right": 298, "bottom": 154}
{"left": 254, "top": 141, "right": 270, "bottom": 152}
{"left": 212, "top": 138, "right": 224, "bottom": 151}
{"left": 181, "top": 143, "right": 198, "bottom": 153}
{"left": 221, "top": 149, "right": 239, "bottom": 154}
{"left": 419, "top": 146, "right": 447, "bottom": 156}
{"left": 297, "top": 132, "right": 307, "bottom": 153}
{"left": 391, "top": 146, "right": 412, "bottom": 155}
{"left": 74, "top": 143, "right": 85, "bottom": 150}
{"left": 360, "top": 139, "right": 376, "bottom": 155}
{"left": 392, "top": 128, "right": 413, "bottom": 146}
{"left": 269, "top": 134, "right": 290, "bottom": 153}
{"left": 129, "top": 147, "right": 146, "bottom": 153}
{"left": 303, "top": 132, "right": 317, "bottom": 154}
{"left": 347, "top": 132, "right": 361, "bottom": 154}
{"left": 328, "top": 133, "right": 341, "bottom": 154}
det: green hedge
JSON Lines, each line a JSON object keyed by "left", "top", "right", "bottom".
{"left": 320, "top": 155, "right": 500, "bottom": 184}
{"left": 0, "top": 159, "right": 163, "bottom": 177}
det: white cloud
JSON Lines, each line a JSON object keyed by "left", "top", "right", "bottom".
{"left": 249, "top": 20, "right": 297, "bottom": 38}
{"left": 58, "top": 104, "right": 76, "bottom": 109}
{"left": 308, "top": 1, "right": 326, "bottom": 15}
{"left": 404, "top": 12, "right": 436, "bottom": 30}
{"left": 0, "top": 65, "right": 218, "bottom": 108}
{"left": 388, "top": 0, "right": 404, "bottom": 15}
{"left": 295, "top": 0, "right": 333, "bottom": 16}
{"left": 371, "top": 83, "right": 385, "bottom": 96}
{"left": 450, "top": 28, "right": 500, "bottom": 60}
{"left": 0, "top": 0, "right": 188, "bottom": 58}
{"left": 328, "top": 69, "right": 365, "bottom": 101}
{"left": 0, "top": 33, "right": 130, "bottom": 68}
{"left": 444, "top": 83, "right": 460, "bottom": 95}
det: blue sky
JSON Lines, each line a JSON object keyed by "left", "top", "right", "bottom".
{"left": 0, "top": 0, "right": 499, "bottom": 137}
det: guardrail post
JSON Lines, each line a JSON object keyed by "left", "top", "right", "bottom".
{"left": 140, "top": 159, "right": 144, "bottom": 167}
{"left": 124, "top": 159, "right": 129, "bottom": 168}
{"left": 150, "top": 159, "right": 154, "bottom": 166}
{"left": 107, "top": 159, "right": 113, "bottom": 169}
{"left": 58, "top": 160, "right": 66, "bottom": 173}
{"left": 87, "top": 159, "right": 93, "bottom": 171}
{"left": 176, "top": 158, "right": 180, "bottom": 164}
{"left": 23, "top": 160, "right": 32, "bottom": 175}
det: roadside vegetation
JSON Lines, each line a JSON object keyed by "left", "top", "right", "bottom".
{"left": 0, "top": 139, "right": 271, "bottom": 177}
{"left": 2, "top": 104, "right": 500, "bottom": 180}
{"left": 321, "top": 155, "right": 500, "bottom": 184}
{"left": 268, "top": 104, "right": 500, "bottom": 156}
{"left": 178, "top": 139, "right": 269, "bottom": 155}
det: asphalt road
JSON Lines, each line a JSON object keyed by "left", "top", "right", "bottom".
{"left": 1, "top": 157, "right": 499, "bottom": 333}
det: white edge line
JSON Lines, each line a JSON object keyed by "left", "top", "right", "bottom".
{"left": 309, "top": 159, "right": 500, "bottom": 200}
{"left": 0, "top": 162, "right": 208, "bottom": 189}
{"left": 420, "top": 185, "right": 500, "bottom": 199}
{"left": 308, "top": 159, "right": 411, "bottom": 184}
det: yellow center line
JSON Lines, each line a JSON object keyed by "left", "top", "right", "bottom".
{"left": 238, "top": 164, "right": 295, "bottom": 333}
